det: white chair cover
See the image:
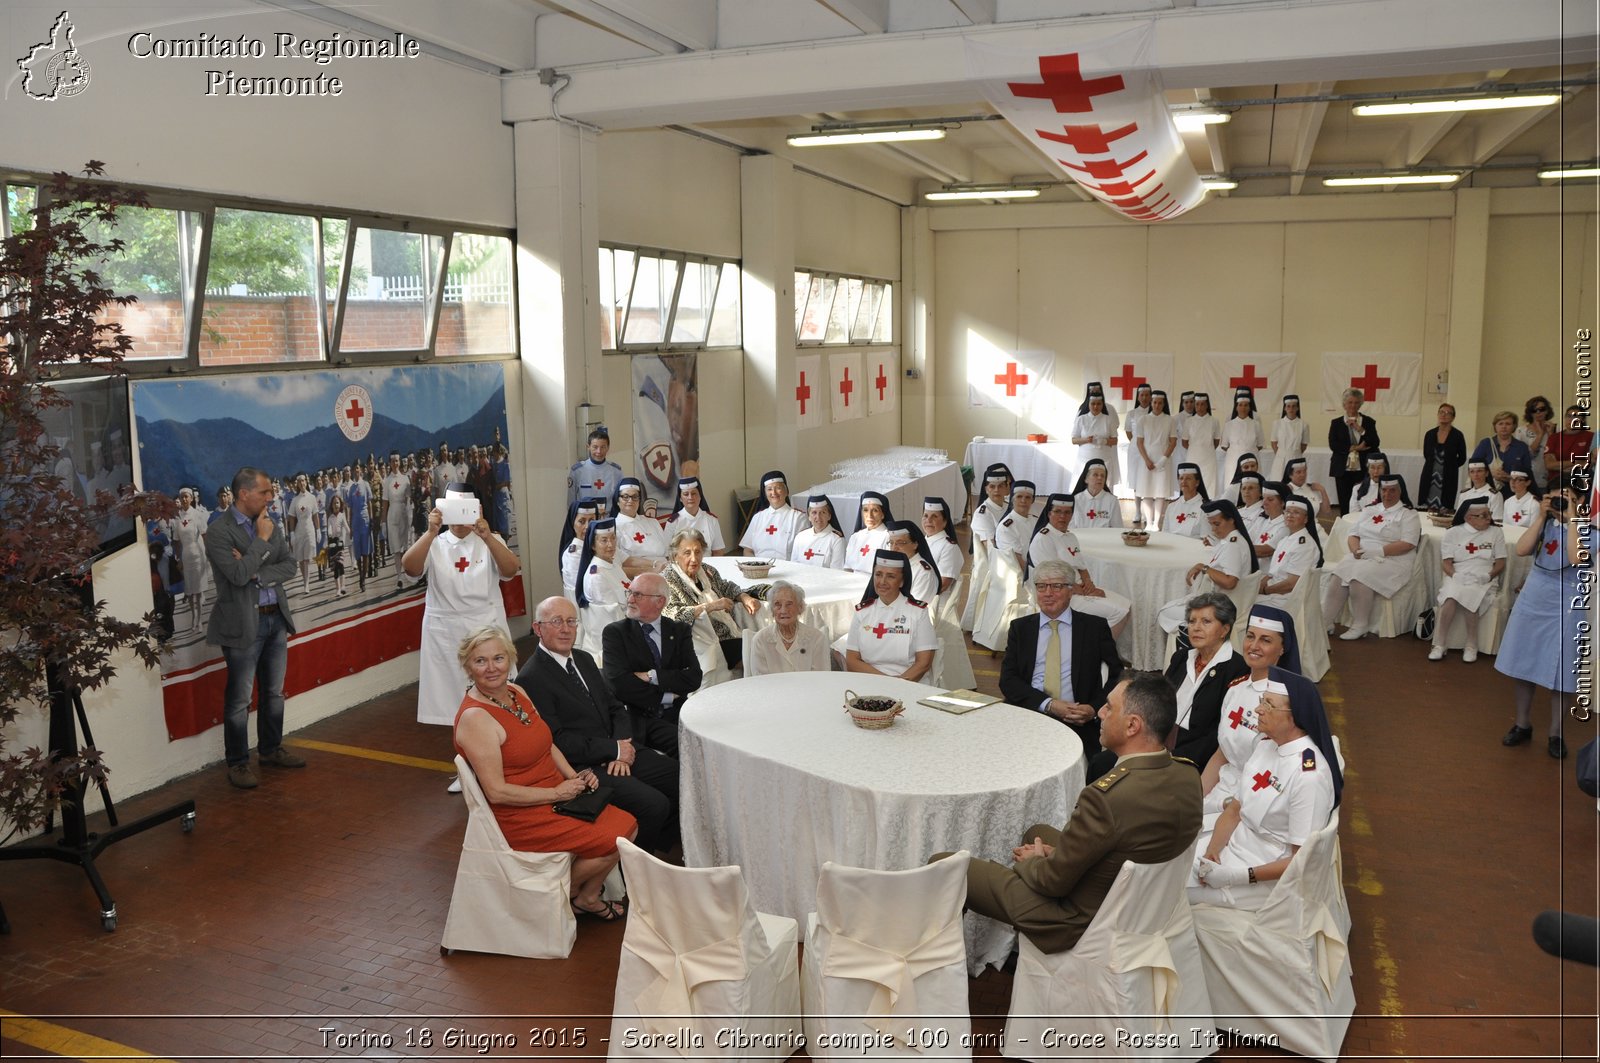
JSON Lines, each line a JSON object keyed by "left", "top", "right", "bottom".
{"left": 1004, "top": 852, "right": 1215, "bottom": 1060}
{"left": 440, "top": 756, "right": 575, "bottom": 959}
{"left": 1189, "top": 812, "right": 1354, "bottom": 1063}
{"left": 935, "top": 609, "right": 977, "bottom": 690}
{"left": 973, "top": 550, "right": 1032, "bottom": 653}
{"left": 1222, "top": 577, "right": 1259, "bottom": 651}
{"left": 608, "top": 837, "right": 802, "bottom": 1061}
{"left": 741, "top": 628, "right": 761, "bottom": 677}
{"left": 1325, "top": 551, "right": 1428, "bottom": 638}
{"left": 960, "top": 539, "right": 990, "bottom": 632}
{"left": 801, "top": 852, "right": 973, "bottom": 1059}
{"left": 578, "top": 601, "right": 625, "bottom": 663}
{"left": 1436, "top": 575, "right": 1509, "bottom": 654}
{"left": 1278, "top": 570, "right": 1330, "bottom": 682}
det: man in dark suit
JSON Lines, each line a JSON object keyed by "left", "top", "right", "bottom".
{"left": 601, "top": 571, "right": 701, "bottom": 758}
{"left": 1328, "top": 387, "right": 1381, "bottom": 513}
{"left": 518, "top": 596, "right": 678, "bottom": 854}
{"left": 206, "top": 466, "right": 306, "bottom": 790}
{"left": 949, "top": 672, "right": 1202, "bottom": 954}
{"left": 999, "top": 559, "right": 1123, "bottom": 760}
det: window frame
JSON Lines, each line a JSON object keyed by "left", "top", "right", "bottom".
{"left": 793, "top": 267, "right": 895, "bottom": 348}
{"left": 599, "top": 242, "right": 742, "bottom": 354}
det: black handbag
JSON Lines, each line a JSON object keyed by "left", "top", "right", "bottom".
{"left": 553, "top": 785, "right": 614, "bottom": 822}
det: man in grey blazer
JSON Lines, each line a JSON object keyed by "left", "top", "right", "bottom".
{"left": 206, "top": 467, "right": 306, "bottom": 789}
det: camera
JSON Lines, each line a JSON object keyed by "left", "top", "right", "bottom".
{"left": 1550, "top": 496, "right": 1569, "bottom": 513}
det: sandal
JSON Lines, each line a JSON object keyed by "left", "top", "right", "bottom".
{"left": 571, "top": 899, "right": 625, "bottom": 921}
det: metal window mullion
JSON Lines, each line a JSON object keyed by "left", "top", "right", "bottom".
{"left": 184, "top": 208, "right": 212, "bottom": 369}
{"left": 310, "top": 218, "right": 330, "bottom": 360}
{"left": 661, "top": 255, "right": 685, "bottom": 343}
{"left": 422, "top": 234, "right": 450, "bottom": 357}
{"left": 618, "top": 254, "right": 642, "bottom": 345}
{"left": 329, "top": 222, "right": 355, "bottom": 359}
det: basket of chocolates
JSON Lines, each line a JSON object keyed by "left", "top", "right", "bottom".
{"left": 735, "top": 559, "right": 775, "bottom": 578}
{"left": 844, "top": 690, "right": 905, "bottom": 730}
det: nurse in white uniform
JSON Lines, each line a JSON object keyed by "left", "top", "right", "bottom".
{"left": 1069, "top": 459, "right": 1123, "bottom": 529}
{"left": 1428, "top": 495, "right": 1506, "bottom": 663}
{"left": 739, "top": 470, "right": 807, "bottom": 560}
{"left": 920, "top": 496, "right": 963, "bottom": 595}
{"left": 1027, "top": 493, "right": 1132, "bottom": 639}
{"left": 1255, "top": 498, "right": 1323, "bottom": 609}
{"left": 559, "top": 498, "right": 600, "bottom": 599}
{"left": 969, "top": 464, "right": 1013, "bottom": 547}
{"left": 1503, "top": 470, "right": 1540, "bottom": 530}
{"left": 886, "top": 520, "right": 945, "bottom": 607}
{"left": 664, "top": 476, "right": 726, "bottom": 554}
{"left": 791, "top": 494, "right": 847, "bottom": 568}
{"left": 1268, "top": 393, "right": 1309, "bottom": 482}
{"left": 1218, "top": 389, "right": 1266, "bottom": 490}
{"left": 844, "top": 550, "right": 938, "bottom": 682}
{"left": 1182, "top": 392, "right": 1220, "bottom": 493}
{"left": 1157, "top": 499, "right": 1258, "bottom": 633}
{"left": 1071, "top": 393, "right": 1119, "bottom": 492}
{"left": 577, "top": 518, "right": 630, "bottom": 611}
{"left": 1163, "top": 462, "right": 1210, "bottom": 538}
{"left": 613, "top": 477, "right": 670, "bottom": 578}
{"left": 1322, "top": 474, "right": 1422, "bottom": 639}
{"left": 1460, "top": 462, "right": 1505, "bottom": 523}
{"left": 843, "top": 491, "right": 894, "bottom": 573}
{"left": 1074, "top": 383, "right": 1120, "bottom": 488}
{"left": 993, "top": 480, "right": 1039, "bottom": 564}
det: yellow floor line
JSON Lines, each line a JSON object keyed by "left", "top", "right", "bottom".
{"left": 0, "top": 1009, "right": 180, "bottom": 1062}
{"left": 285, "top": 736, "right": 454, "bottom": 773}
{"left": 1319, "top": 672, "right": 1407, "bottom": 1042}
{"left": 972, "top": 667, "right": 1000, "bottom": 677}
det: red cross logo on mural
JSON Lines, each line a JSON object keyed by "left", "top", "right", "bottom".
{"left": 838, "top": 368, "right": 854, "bottom": 406}
{"left": 995, "top": 362, "right": 1030, "bottom": 397}
{"left": 875, "top": 364, "right": 889, "bottom": 402}
{"left": 871, "top": 623, "right": 889, "bottom": 639}
{"left": 454, "top": 556, "right": 470, "bottom": 573}
{"left": 652, "top": 451, "right": 670, "bottom": 472}
{"left": 1251, "top": 771, "right": 1274, "bottom": 792}
{"left": 1350, "top": 363, "right": 1392, "bottom": 402}
{"left": 1008, "top": 52, "right": 1125, "bottom": 114}
{"left": 346, "top": 398, "right": 366, "bottom": 427}
{"left": 1230, "top": 364, "right": 1268, "bottom": 392}
{"left": 796, "top": 371, "right": 812, "bottom": 415}
{"left": 1109, "top": 363, "right": 1146, "bottom": 401}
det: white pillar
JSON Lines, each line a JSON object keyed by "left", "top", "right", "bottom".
{"left": 740, "top": 155, "right": 797, "bottom": 480}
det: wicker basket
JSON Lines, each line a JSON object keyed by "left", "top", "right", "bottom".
{"left": 736, "top": 560, "right": 774, "bottom": 578}
{"left": 1120, "top": 531, "right": 1151, "bottom": 548}
{"left": 844, "top": 690, "right": 905, "bottom": 730}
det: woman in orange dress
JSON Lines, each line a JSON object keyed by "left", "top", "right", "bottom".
{"left": 453, "top": 626, "right": 637, "bottom": 920}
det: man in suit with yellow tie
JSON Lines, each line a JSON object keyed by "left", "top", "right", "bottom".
{"left": 998, "top": 559, "right": 1123, "bottom": 759}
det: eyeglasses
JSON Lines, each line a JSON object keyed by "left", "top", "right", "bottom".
{"left": 536, "top": 617, "right": 580, "bottom": 629}
{"left": 1034, "top": 582, "right": 1072, "bottom": 593}
{"left": 626, "top": 590, "right": 665, "bottom": 600}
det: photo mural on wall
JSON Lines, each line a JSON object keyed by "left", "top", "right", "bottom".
{"left": 132, "top": 362, "right": 523, "bottom": 742}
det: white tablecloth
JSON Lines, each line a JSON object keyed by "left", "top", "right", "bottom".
{"left": 963, "top": 438, "right": 1081, "bottom": 499}
{"left": 1072, "top": 527, "right": 1212, "bottom": 669}
{"left": 1304, "top": 446, "right": 1423, "bottom": 492}
{"left": 715, "top": 558, "right": 868, "bottom": 644}
{"left": 679, "top": 672, "right": 1084, "bottom": 974}
{"left": 802, "top": 456, "right": 965, "bottom": 532}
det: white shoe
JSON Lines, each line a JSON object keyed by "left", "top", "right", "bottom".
{"left": 1339, "top": 626, "right": 1369, "bottom": 641}
{"left": 446, "top": 776, "right": 462, "bottom": 794}
{"left": 1428, "top": 645, "right": 1446, "bottom": 661}
{"left": 1463, "top": 647, "right": 1478, "bottom": 663}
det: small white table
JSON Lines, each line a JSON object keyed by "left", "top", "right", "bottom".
{"left": 679, "top": 672, "right": 1085, "bottom": 974}
{"left": 801, "top": 457, "right": 965, "bottom": 533}
{"left": 713, "top": 558, "right": 868, "bottom": 644}
{"left": 963, "top": 438, "right": 1082, "bottom": 499}
{"left": 1072, "top": 527, "right": 1212, "bottom": 669}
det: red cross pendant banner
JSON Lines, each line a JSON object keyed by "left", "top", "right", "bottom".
{"left": 1201, "top": 353, "right": 1296, "bottom": 421}
{"left": 1091, "top": 354, "right": 1173, "bottom": 409}
{"left": 966, "top": 31, "right": 1206, "bottom": 222}
{"left": 971, "top": 349, "right": 1053, "bottom": 411}
{"left": 795, "top": 353, "right": 824, "bottom": 429}
{"left": 867, "top": 353, "right": 897, "bottom": 416}
{"left": 829, "top": 352, "right": 864, "bottom": 423}
{"left": 1321, "top": 353, "right": 1420, "bottom": 416}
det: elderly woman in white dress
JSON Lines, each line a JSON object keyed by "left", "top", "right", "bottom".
{"left": 662, "top": 527, "right": 766, "bottom": 682}
{"left": 1428, "top": 495, "right": 1506, "bottom": 663}
{"left": 748, "top": 580, "right": 831, "bottom": 675}
{"left": 1322, "top": 474, "right": 1421, "bottom": 640}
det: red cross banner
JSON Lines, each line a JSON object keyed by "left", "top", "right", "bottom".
{"left": 830, "top": 351, "right": 865, "bottom": 423}
{"left": 1321, "top": 353, "right": 1421, "bottom": 416}
{"left": 1202, "top": 353, "right": 1297, "bottom": 417}
{"left": 866, "top": 350, "right": 898, "bottom": 417}
{"left": 966, "top": 27, "right": 1206, "bottom": 222}
{"left": 794, "top": 353, "right": 825, "bottom": 430}
{"left": 968, "top": 347, "right": 1055, "bottom": 412}
{"left": 1090, "top": 353, "right": 1173, "bottom": 406}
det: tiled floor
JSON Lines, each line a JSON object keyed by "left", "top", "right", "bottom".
{"left": 3, "top": 564, "right": 1598, "bottom": 1061}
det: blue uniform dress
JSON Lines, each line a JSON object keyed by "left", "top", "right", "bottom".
{"left": 1496, "top": 519, "right": 1595, "bottom": 694}
{"left": 347, "top": 479, "right": 374, "bottom": 558}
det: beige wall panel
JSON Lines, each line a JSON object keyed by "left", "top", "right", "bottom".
{"left": 597, "top": 130, "right": 742, "bottom": 258}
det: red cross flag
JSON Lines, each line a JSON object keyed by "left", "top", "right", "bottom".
{"left": 829, "top": 351, "right": 864, "bottom": 423}
{"left": 794, "top": 354, "right": 825, "bottom": 430}
{"left": 966, "top": 27, "right": 1206, "bottom": 223}
{"left": 1202, "top": 353, "right": 1297, "bottom": 418}
{"left": 866, "top": 350, "right": 898, "bottom": 417}
{"left": 1321, "top": 353, "right": 1420, "bottom": 416}
{"left": 969, "top": 347, "right": 1055, "bottom": 412}
{"left": 1090, "top": 353, "right": 1173, "bottom": 405}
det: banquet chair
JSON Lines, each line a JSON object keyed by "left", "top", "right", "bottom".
{"left": 960, "top": 538, "right": 991, "bottom": 632}
{"left": 740, "top": 628, "right": 761, "bottom": 677}
{"left": 933, "top": 573, "right": 978, "bottom": 689}
{"left": 1222, "top": 578, "right": 1259, "bottom": 651}
{"left": 1277, "top": 570, "right": 1331, "bottom": 682}
{"left": 440, "top": 756, "right": 575, "bottom": 959}
{"left": 578, "top": 601, "right": 624, "bottom": 664}
{"left": 608, "top": 837, "right": 802, "bottom": 1060}
{"left": 974, "top": 550, "right": 1031, "bottom": 653}
{"left": 1325, "top": 550, "right": 1428, "bottom": 638}
{"left": 801, "top": 852, "right": 972, "bottom": 1060}
{"left": 1435, "top": 572, "right": 1511, "bottom": 655}
{"left": 1003, "top": 852, "right": 1216, "bottom": 1061}
{"left": 1189, "top": 812, "right": 1354, "bottom": 1063}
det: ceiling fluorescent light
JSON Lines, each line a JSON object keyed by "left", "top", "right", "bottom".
{"left": 1538, "top": 166, "right": 1600, "bottom": 180}
{"left": 1174, "top": 111, "right": 1230, "bottom": 133}
{"left": 787, "top": 127, "right": 947, "bottom": 147}
{"left": 1201, "top": 178, "right": 1238, "bottom": 191}
{"left": 1353, "top": 94, "right": 1562, "bottom": 117}
{"left": 1323, "top": 173, "right": 1462, "bottom": 187}
{"left": 925, "top": 186, "right": 1042, "bottom": 201}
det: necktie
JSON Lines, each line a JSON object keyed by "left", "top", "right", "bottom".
{"left": 642, "top": 622, "right": 663, "bottom": 668}
{"left": 1043, "top": 619, "right": 1062, "bottom": 700}
{"left": 565, "top": 658, "right": 586, "bottom": 691}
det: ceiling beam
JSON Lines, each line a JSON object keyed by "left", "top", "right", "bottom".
{"left": 252, "top": 0, "right": 526, "bottom": 71}
{"left": 580, "top": 0, "right": 717, "bottom": 51}
{"left": 1465, "top": 102, "right": 1563, "bottom": 166}
{"left": 1384, "top": 70, "right": 1511, "bottom": 168}
{"left": 538, "top": 0, "right": 692, "bottom": 53}
{"left": 820, "top": 0, "right": 889, "bottom": 35}
{"left": 1287, "top": 82, "right": 1335, "bottom": 195}
{"left": 503, "top": 0, "right": 1593, "bottom": 126}
{"left": 946, "top": 0, "right": 997, "bottom": 25}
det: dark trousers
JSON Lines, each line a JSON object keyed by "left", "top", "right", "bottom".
{"left": 633, "top": 709, "right": 680, "bottom": 760}
{"left": 1334, "top": 470, "right": 1365, "bottom": 514}
{"left": 600, "top": 746, "right": 679, "bottom": 854}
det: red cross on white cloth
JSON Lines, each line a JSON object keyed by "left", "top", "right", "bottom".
{"left": 1227, "top": 706, "right": 1247, "bottom": 729}
{"left": 454, "top": 556, "right": 470, "bottom": 573}
{"left": 1251, "top": 770, "right": 1274, "bottom": 791}
{"left": 871, "top": 623, "right": 889, "bottom": 639}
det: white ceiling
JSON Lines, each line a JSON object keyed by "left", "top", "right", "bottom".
{"left": 272, "top": 0, "right": 1600, "bottom": 208}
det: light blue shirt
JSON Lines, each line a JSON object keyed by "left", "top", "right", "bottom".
{"left": 232, "top": 506, "right": 278, "bottom": 607}
{"left": 1030, "top": 609, "right": 1074, "bottom": 711}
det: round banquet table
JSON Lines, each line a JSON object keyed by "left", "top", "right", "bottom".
{"left": 1071, "top": 527, "right": 1211, "bottom": 669}
{"left": 679, "top": 672, "right": 1085, "bottom": 974}
{"left": 714, "top": 558, "right": 868, "bottom": 644}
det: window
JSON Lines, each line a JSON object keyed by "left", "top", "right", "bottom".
{"left": 600, "top": 244, "right": 740, "bottom": 352}
{"left": 4, "top": 184, "right": 36, "bottom": 238}
{"left": 82, "top": 204, "right": 204, "bottom": 361}
{"left": 794, "top": 269, "right": 894, "bottom": 347}
{"left": 198, "top": 208, "right": 322, "bottom": 367}
{"left": 436, "top": 233, "right": 515, "bottom": 357}
{"left": 338, "top": 227, "right": 445, "bottom": 352}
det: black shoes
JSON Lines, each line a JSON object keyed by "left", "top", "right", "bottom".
{"left": 1549, "top": 736, "right": 1568, "bottom": 759}
{"left": 1501, "top": 725, "right": 1533, "bottom": 747}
